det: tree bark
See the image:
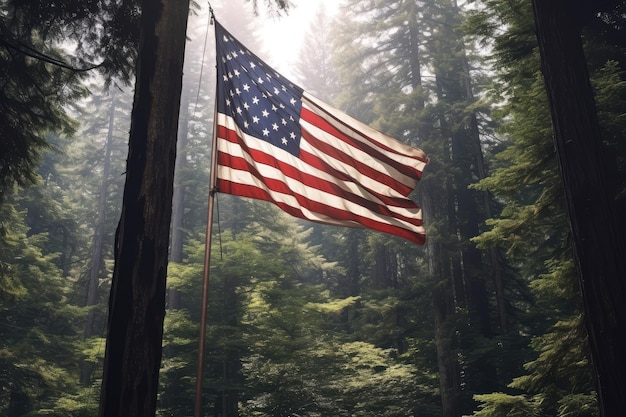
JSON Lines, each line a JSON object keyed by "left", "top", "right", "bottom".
{"left": 531, "top": 1, "right": 626, "bottom": 415}
{"left": 98, "top": 0, "right": 190, "bottom": 416}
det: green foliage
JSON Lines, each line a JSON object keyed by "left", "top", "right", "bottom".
{"left": 2, "top": 1, "right": 624, "bottom": 416}
{"left": 0, "top": 195, "right": 87, "bottom": 416}
{"left": 467, "top": 1, "right": 626, "bottom": 416}
{"left": 470, "top": 393, "right": 539, "bottom": 417}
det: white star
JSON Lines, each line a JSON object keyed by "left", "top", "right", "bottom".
{"left": 252, "top": 116, "right": 259, "bottom": 124}
{"left": 223, "top": 75, "right": 228, "bottom": 82}
{"left": 262, "top": 128, "right": 270, "bottom": 136}
{"left": 257, "top": 77, "right": 264, "bottom": 84}
{"left": 251, "top": 62, "right": 256, "bottom": 69}
{"left": 234, "top": 69, "right": 240, "bottom": 77}
{"left": 290, "top": 132, "right": 296, "bottom": 139}
{"left": 243, "top": 102, "right": 250, "bottom": 110}
{"left": 273, "top": 87, "right": 280, "bottom": 95}
{"left": 281, "top": 118, "right": 287, "bottom": 126}
{"left": 272, "top": 104, "right": 278, "bottom": 112}
{"left": 272, "top": 123, "right": 279, "bottom": 131}
{"left": 236, "top": 107, "right": 243, "bottom": 115}
{"left": 262, "top": 109, "right": 269, "bottom": 118}
{"left": 225, "top": 98, "right": 231, "bottom": 106}
{"left": 235, "top": 88, "right": 241, "bottom": 95}
{"left": 281, "top": 137, "right": 288, "bottom": 145}
{"left": 243, "top": 83, "right": 250, "bottom": 92}
{"left": 252, "top": 96, "right": 259, "bottom": 105}
{"left": 244, "top": 121, "right": 249, "bottom": 128}
{"left": 290, "top": 98, "right": 297, "bottom": 106}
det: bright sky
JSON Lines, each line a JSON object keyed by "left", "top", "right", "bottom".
{"left": 255, "top": 0, "right": 340, "bottom": 81}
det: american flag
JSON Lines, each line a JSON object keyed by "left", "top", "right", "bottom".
{"left": 214, "top": 21, "right": 428, "bottom": 244}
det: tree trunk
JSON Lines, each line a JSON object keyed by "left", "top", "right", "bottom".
{"left": 531, "top": 1, "right": 626, "bottom": 415}
{"left": 168, "top": 83, "right": 191, "bottom": 310}
{"left": 82, "top": 90, "right": 117, "bottom": 386}
{"left": 85, "top": 90, "right": 116, "bottom": 340}
{"left": 409, "top": 13, "right": 462, "bottom": 414}
{"left": 98, "top": 0, "right": 190, "bottom": 416}
{"left": 422, "top": 178, "right": 462, "bottom": 417}
{"left": 170, "top": 84, "right": 190, "bottom": 265}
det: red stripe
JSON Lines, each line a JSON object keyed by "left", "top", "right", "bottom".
{"left": 216, "top": 121, "right": 425, "bottom": 245}
{"left": 299, "top": 129, "right": 414, "bottom": 197}
{"left": 218, "top": 126, "right": 422, "bottom": 214}
{"left": 217, "top": 150, "right": 423, "bottom": 228}
{"left": 301, "top": 107, "right": 424, "bottom": 181}
{"left": 216, "top": 179, "right": 425, "bottom": 245}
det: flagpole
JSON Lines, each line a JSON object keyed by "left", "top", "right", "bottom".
{"left": 194, "top": 92, "right": 219, "bottom": 417}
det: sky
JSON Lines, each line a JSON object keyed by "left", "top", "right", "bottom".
{"left": 254, "top": 0, "right": 340, "bottom": 81}
{"left": 186, "top": 0, "right": 340, "bottom": 100}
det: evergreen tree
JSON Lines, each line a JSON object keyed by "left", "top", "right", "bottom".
{"left": 466, "top": 0, "right": 626, "bottom": 415}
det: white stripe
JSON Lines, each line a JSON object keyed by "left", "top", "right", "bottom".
{"left": 218, "top": 113, "right": 416, "bottom": 201}
{"left": 302, "top": 93, "right": 428, "bottom": 171}
{"left": 217, "top": 161, "right": 424, "bottom": 234}
{"left": 218, "top": 165, "right": 358, "bottom": 227}
{"left": 300, "top": 120, "right": 418, "bottom": 193}
{"left": 217, "top": 137, "right": 423, "bottom": 227}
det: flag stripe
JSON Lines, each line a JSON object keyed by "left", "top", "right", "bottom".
{"left": 216, "top": 161, "right": 425, "bottom": 245}
{"left": 217, "top": 116, "right": 422, "bottom": 211}
{"left": 218, "top": 178, "right": 423, "bottom": 244}
{"left": 300, "top": 110, "right": 425, "bottom": 191}
{"left": 216, "top": 123, "right": 424, "bottom": 228}
{"left": 300, "top": 123, "right": 415, "bottom": 198}
{"left": 216, "top": 154, "right": 423, "bottom": 233}
{"left": 303, "top": 94, "right": 427, "bottom": 176}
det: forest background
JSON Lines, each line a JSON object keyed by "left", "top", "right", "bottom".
{"left": 1, "top": 0, "right": 625, "bottom": 416}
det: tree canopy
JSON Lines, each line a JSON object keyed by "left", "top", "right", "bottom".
{"left": 1, "top": 0, "right": 625, "bottom": 416}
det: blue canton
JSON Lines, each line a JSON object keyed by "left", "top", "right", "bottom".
{"left": 216, "top": 24, "right": 304, "bottom": 157}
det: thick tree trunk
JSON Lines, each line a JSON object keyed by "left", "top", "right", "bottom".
{"left": 98, "top": 0, "right": 190, "bottom": 416}
{"left": 531, "top": 1, "right": 626, "bottom": 415}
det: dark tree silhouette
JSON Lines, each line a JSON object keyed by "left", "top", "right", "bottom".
{"left": 531, "top": 1, "right": 626, "bottom": 415}
{"left": 98, "top": 0, "right": 191, "bottom": 415}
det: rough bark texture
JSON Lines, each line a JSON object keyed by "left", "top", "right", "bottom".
{"left": 98, "top": 0, "right": 190, "bottom": 416}
{"left": 531, "top": 1, "right": 626, "bottom": 415}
